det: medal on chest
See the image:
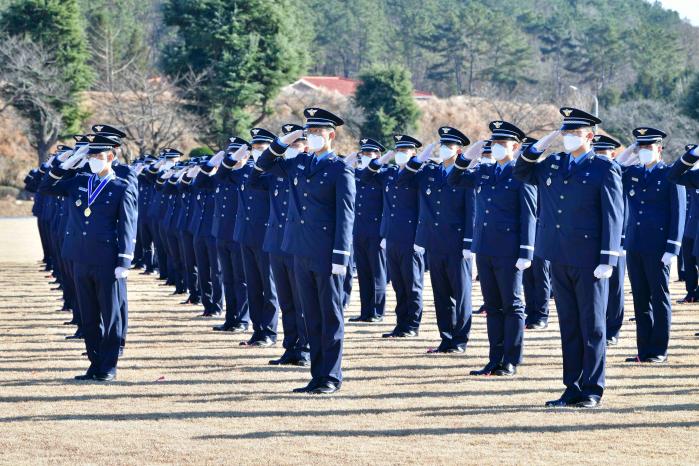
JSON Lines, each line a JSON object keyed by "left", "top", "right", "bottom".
{"left": 84, "top": 173, "right": 113, "bottom": 217}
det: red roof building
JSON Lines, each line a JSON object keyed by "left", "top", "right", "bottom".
{"left": 286, "top": 76, "right": 433, "bottom": 100}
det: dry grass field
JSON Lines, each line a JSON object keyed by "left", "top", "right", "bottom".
{"left": 0, "top": 217, "right": 698, "bottom": 465}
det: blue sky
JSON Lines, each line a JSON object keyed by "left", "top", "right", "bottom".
{"left": 656, "top": 0, "right": 699, "bottom": 26}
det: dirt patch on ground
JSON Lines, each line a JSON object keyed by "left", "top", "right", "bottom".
{"left": 0, "top": 218, "right": 697, "bottom": 465}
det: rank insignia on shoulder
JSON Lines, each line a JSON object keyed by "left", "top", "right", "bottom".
{"left": 79, "top": 187, "right": 88, "bottom": 192}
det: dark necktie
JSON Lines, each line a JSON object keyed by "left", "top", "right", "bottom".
{"left": 495, "top": 165, "right": 502, "bottom": 179}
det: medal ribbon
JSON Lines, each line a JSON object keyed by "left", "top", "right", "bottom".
{"left": 87, "top": 173, "right": 114, "bottom": 207}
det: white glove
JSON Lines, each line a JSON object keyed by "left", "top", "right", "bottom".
{"left": 462, "top": 249, "right": 472, "bottom": 260}
{"left": 380, "top": 238, "right": 386, "bottom": 249}
{"left": 162, "top": 169, "right": 174, "bottom": 179}
{"left": 331, "top": 263, "right": 346, "bottom": 275}
{"left": 60, "top": 150, "right": 86, "bottom": 170}
{"left": 208, "top": 150, "right": 225, "bottom": 167}
{"left": 593, "top": 264, "right": 613, "bottom": 279}
{"left": 47, "top": 155, "right": 56, "bottom": 165}
{"left": 135, "top": 164, "right": 146, "bottom": 175}
{"left": 515, "top": 258, "right": 532, "bottom": 271}
{"left": 186, "top": 165, "right": 200, "bottom": 178}
{"left": 614, "top": 143, "right": 636, "bottom": 165}
{"left": 114, "top": 267, "right": 129, "bottom": 279}
{"left": 413, "top": 244, "right": 425, "bottom": 254}
{"left": 533, "top": 130, "right": 560, "bottom": 152}
{"left": 661, "top": 252, "right": 675, "bottom": 266}
{"left": 377, "top": 150, "right": 395, "bottom": 165}
{"left": 280, "top": 129, "right": 304, "bottom": 145}
{"left": 232, "top": 144, "right": 249, "bottom": 162}
{"left": 343, "top": 152, "right": 358, "bottom": 167}
{"left": 462, "top": 140, "right": 487, "bottom": 160}
{"left": 416, "top": 143, "right": 437, "bottom": 163}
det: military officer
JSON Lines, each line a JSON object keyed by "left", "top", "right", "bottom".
{"left": 175, "top": 158, "right": 201, "bottom": 305}
{"left": 518, "top": 137, "right": 553, "bottom": 329}
{"left": 249, "top": 123, "right": 310, "bottom": 365}
{"left": 591, "top": 134, "right": 626, "bottom": 346}
{"left": 203, "top": 138, "right": 250, "bottom": 332}
{"left": 209, "top": 128, "right": 280, "bottom": 347}
{"left": 347, "top": 138, "right": 387, "bottom": 323}
{"left": 618, "top": 130, "right": 685, "bottom": 364}
{"left": 514, "top": 107, "right": 623, "bottom": 408}
{"left": 361, "top": 135, "right": 425, "bottom": 338}
{"left": 449, "top": 121, "right": 536, "bottom": 375}
{"left": 398, "top": 127, "right": 475, "bottom": 354}
{"left": 672, "top": 145, "right": 699, "bottom": 304}
{"left": 40, "top": 134, "right": 138, "bottom": 381}
{"left": 255, "top": 107, "right": 354, "bottom": 395}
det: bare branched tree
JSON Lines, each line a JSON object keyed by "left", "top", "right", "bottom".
{"left": 0, "top": 36, "right": 72, "bottom": 163}
{"left": 97, "top": 64, "right": 207, "bottom": 157}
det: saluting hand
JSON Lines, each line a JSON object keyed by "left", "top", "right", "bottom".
{"left": 60, "top": 145, "right": 88, "bottom": 170}
{"left": 208, "top": 150, "right": 226, "bottom": 167}
{"left": 280, "top": 129, "right": 304, "bottom": 146}
{"left": 232, "top": 145, "right": 248, "bottom": 162}
{"left": 416, "top": 143, "right": 437, "bottom": 163}
{"left": 377, "top": 150, "right": 394, "bottom": 165}
{"left": 186, "top": 165, "right": 200, "bottom": 178}
{"left": 462, "top": 140, "right": 486, "bottom": 160}
{"left": 533, "top": 130, "right": 560, "bottom": 152}
{"left": 343, "top": 152, "right": 358, "bottom": 167}
{"left": 615, "top": 143, "right": 637, "bottom": 166}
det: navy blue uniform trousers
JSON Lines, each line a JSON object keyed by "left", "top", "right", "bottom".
{"left": 139, "top": 218, "right": 156, "bottom": 271}
{"left": 241, "top": 244, "right": 279, "bottom": 342}
{"left": 682, "top": 236, "right": 699, "bottom": 298}
{"left": 194, "top": 235, "right": 223, "bottom": 314}
{"left": 178, "top": 231, "right": 199, "bottom": 300}
{"left": 626, "top": 251, "right": 672, "bottom": 359}
{"left": 606, "top": 254, "right": 625, "bottom": 340}
{"left": 353, "top": 234, "right": 387, "bottom": 319}
{"left": 477, "top": 254, "right": 525, "bottom": 365}
{"left": 293, "top": 256, "right": 344, "bottom": 385}
{"left": 386, "top": 241, "right": 424, "bottom": 333}
{"left": 523, "top": 256, "right": 551, "bottom": 325}
{"left": 270, "top": 252, "right": 309, "bottom": 359}
{"left": 73, "top": 263, "right": 124, "bottom": 376}
{"left": 216, "top": 239, "right": 248, "bottom": 327}
{"left": 551, "top": 263, "right": 607, "bottom": 400}
{"left": 429, "top": 252, "right": 472, "bottom": 350}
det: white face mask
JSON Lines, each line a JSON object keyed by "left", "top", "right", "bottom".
{"left": 394, "top": 151, "right": 410, "bottom": 165}
{"left": 563, "top": 134, "right": 585, "bottom": 152}
{"left": 285, "top": 147, "right": 300, "bottom": 159}
{"left": 638, "top": 148, "right": 656, "bottom": 165}
{"left": 89, "top": 157, "right": 108, "bottom": 174}
{"left": 360, "top": 155, "right": 373, "bottom": 168}
{"left": 251, "top": 149, "right": 263, "bottom": 161}
{"left": 491, "top": 143, "right": 509, "bottom": 161}
{"left": 480, "top": 156, "right": 495, "bottom": 165}
{"left": 439, "top": 145, "right": 455, "bottom": 161}
{"left": 307, "top": 134, "right": 326, "bottom": 152}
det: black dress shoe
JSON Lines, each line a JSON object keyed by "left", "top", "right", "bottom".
{"left": 248, "top": 337, "right": 275, "bottom": 348}
{"left": 493, "top": 363, "right": 517, "bottom": 376}
{"left": 473, "top": 305, "right": 487, "bottom": 315}
{"left": 574, "top": 397, "right": 600, "bottom": 408}
{"left": 93, "top": 373, "right": 116, "bottom": 382}
{"left": 349, "top": 315, "right": 384, "bottom": 323}
{"left": 63, "top": 320, "right": 78, "bottom": 325}
{"left": 66, "top": 332, "right": 84, "bottom": 340}
{"left": 310, "top": 381, "right": 340, "bottom": 395}
{"left": 382, "top": 331, "right": 397, "bottom": 338}
{"left": 695, "top": 332, "right": 699, "bottom": 337}
{"left": 526, "top": 321, "right": 548, "bottom": 330}
{"left": 140, "top": 269, "right": 154, "bottom": 275}
{"left": 395, "top": 330, "right": 419, "bottom": 338}
{"left": 212, "top": 324, "right": 231, "bottom": 331}
{"left": 677, "top": 295, "right": 697, "bottom": 304}
{"left": 545, "top": 397, "right": 575, "bottom": 408}
{"left": 629, "top": 317, "right": 636, "bottom": 322}
{"left": 643, "top": 355, "right": 668, "bottom": 364}
{"left": 606, "top": 336, "right": 618, "bottom": 346}
{"left": 625, "top": 356, "right": 641, "bottom": 362}
{"left": 74, "top": 373, "right": 93, "bottom": 381}
{"left": 292, "top": 359, "right": 311, "bottom": 367}
{"left": 444, "top": 346, "right": 465, "bottom": 353}
{"left": 292, "top": 380, "right": 319, "bottom": 393}
{"left": 269, "top": 353, "right": 295, "bottom": 365}
{"left": 470, "top": 361, "right": 499, "bottom": 376}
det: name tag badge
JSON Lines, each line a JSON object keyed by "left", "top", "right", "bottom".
{"left": 428, "top": 177, "right": 435, "bottom": 182}
{"left": 632, "top": 177, "right": 639, "bottom": 182}
{"left": 481, "top": 175, "right": 490, "bottom": 179}
{"left": 79, "top": 187, "right": 88, "bottom": 192}
{"left": 297, "top": 164, "right": 305, "bottom": 170}
{"left": 551, "top": 164, "right": 559, "bottom": 169}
